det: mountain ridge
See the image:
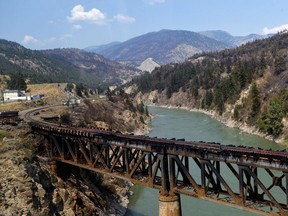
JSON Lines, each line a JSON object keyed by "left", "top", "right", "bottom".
{"left": 86, "top": 29, "right": 271, "bottom": 65}
{"left": 0, "top": 40, "right": 141, "bottom": 88}
{"left": 85, "top": 29, "right": 231, "bottom": 64}
{"left": 198, "top": 30, "right": 269, "bottom": 46}
{"left": 130, "top": 32, "right": 288, "bottom": 141}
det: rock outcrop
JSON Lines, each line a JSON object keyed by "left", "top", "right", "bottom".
{"left": 0, "top": 122, "right": 132, "bottom": 216}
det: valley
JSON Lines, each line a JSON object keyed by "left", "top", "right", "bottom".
{"left": 0, "top": 26, "right": 287, "bottom": 216}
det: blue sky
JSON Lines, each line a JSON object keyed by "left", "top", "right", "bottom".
{"left": 1, "top": 0, "right": 288, "bottom": 50}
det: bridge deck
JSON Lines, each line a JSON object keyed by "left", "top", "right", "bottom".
{"left": 27, "top": 107, "right": 288, "bottom": 216}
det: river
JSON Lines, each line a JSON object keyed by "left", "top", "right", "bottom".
{"left": 125, "top": 107, "right": 284, "bottom": 216}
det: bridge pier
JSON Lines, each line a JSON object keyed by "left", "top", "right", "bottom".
{"left": 158, "top": 192, "right": 182, "bottom": 216}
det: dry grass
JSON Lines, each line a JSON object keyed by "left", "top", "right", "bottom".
{"left": 0, "top": 101, "right": 28, "bottom": 111}
{"left": 0, "top": 83, "right": 68, "bottom": 111}
{"left": 27, "top": 83, "right": 64, "bottom": 96}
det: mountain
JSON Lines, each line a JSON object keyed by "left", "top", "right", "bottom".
{"left": 130, "top": 32, "right": 288, "bottom": 140}
{"left": 40, "top": 48, "right": 141, "bottom": 85}
{"left": 84, "top": 41, "right": 121, "bottom": 53}
{"left": 87, "top": 29, "right": 273, "bottom": 66}
{"left": 87, "top": 29, "right": 231, "bottom": 64}
{"left": 0, "top": 39, "right": 140, "bottom": 88}
{"left": 198, "top": 30, "right": 270, "bottom": 46}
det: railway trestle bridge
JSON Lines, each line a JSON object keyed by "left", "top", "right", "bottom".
{"left": 27, "top": 108, "right": 288, "bottom": 216}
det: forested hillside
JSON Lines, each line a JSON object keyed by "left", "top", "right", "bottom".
{"left": 131, "top": 32, "right": 288, "bottom": 141}
{"left": 0, "top": 40, "right": 90, "bottom": 85}
{"left": 0, "top": 40, "right": 140, "bottom": 88}
{"left": 40, "top": 48, "right": 141, "bottom": 84}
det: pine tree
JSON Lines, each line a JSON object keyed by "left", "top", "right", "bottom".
{"left": 7, "top": 71, "right": 27, "bottom": 91}
{"left": 258, "top": 96, "right": 286, "bottom": 138}
{"left": 248, "top": 82, "right": 261, "bottom": 123}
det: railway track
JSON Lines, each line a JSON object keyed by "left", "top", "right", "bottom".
{"left": 26, "top": 105, "right": 288, "bottom": 215}
{"left": 26, "top": 105, "right": 288, "bottom": 166}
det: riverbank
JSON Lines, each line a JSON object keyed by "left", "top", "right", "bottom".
{"left": 134, "top": 87, "right": 288, "bottom": 146}
{"left": 0, "top": 121, "right": 134, "bottom": 216}
{"left": 126, "top": 106, "right": 279, "bottom": 216}
{"left": 146, "top": 103, "right": 286, "bottom": 146}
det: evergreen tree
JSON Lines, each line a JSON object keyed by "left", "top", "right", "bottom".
{"left": 190, "top": 78, "right": 199, "bottom": 99}
{"left": 65, "top": 83, "right": 74, "bottom": 92}
{"left": 248, "top": 82, "right": 261, "bottom": 123}
{"left": 233, "top": 104, "right": 242, "bottom": 121}
{"left": 203, "top": 90, "right": 213, "bottom": 109}
{"left": 75, "top": 83, "right": 85, "bottom": 97}
{"left": 214, "top": 86, "right": 225, "bottom": 115}
{"left": 274, "top": 55, "right": 286, "bottom": 75}
{"left": 258, "top": 96, "right": 286, "bottom": 138}
{"left": 7, "top": 72, "right": 27, "bottom": 91}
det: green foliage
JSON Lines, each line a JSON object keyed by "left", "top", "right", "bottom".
{"left": 274, "top": 55, "right": 286, "bottom": 75}
{"left": 125, "top": 98, "right": 136, "bottom": 112}
{"left": 284, "top": 136, "right": 288, "bottom": 145}
{"left": 248, "top": 82, "right": 261, "bottom": 123}
{"left": 213, "top": 85, "right": 225, "bottom": 115}
{"left": 0, "top": 130, "right": 11, "bottom": 139}
{"left": 7, "top": 71, "right": 27, "bottom": 91}
{"left": 137, "top": 101, "right": 145, "bottom": 114}
{"left": 0, "top": 40, "right": 104, "bottom": 88}
{"left": 190, "top": 78, "right": 199, "bottom": 99}
{"left": 233, "top": 104, "right": 242, "bottom": 121}
{"left": 75, "top": 83, "right": 86, "bottom": 97}
{"left": 65, "top": 83, "right": 74, "bottom": 92}
{"left": 258, "top": 93, "right": 287, "bottom": 138}
{"left": 136, "top": 72, "right": 153, "bottom": 93}
{"left": 202, "top": 90, "right": 213, "bottom": 109}
{"left": 145, "top": 106, "right": 149, "bottom": 116}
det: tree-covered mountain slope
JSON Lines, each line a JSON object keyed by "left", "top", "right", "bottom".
{"left": 130, "top": 32, "right": 288, "bottom": 141}
{"left": 40, "top": 48, "right": 141, "bottom": 85}
{"left": 0, "top": 39, "right": 140, "bottom": 88}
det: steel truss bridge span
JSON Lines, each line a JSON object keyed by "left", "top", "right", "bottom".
{"left": 28, "top": 107, "right": 288, "bottom": 216}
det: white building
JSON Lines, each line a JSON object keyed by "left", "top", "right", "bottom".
{"left": 3, "top": 90, "right": 31, "bottom": 102}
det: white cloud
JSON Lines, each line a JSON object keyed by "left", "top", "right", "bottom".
{"left": 149, "top": 0, "right": 165, "bottom": 5}
{"left": 22, "top": 35, "right": 39, "bottom": 45}
{"left": 114, "top": 14, "right": 136, "bottom": 24}
{"left": 72, "top": 24, "right": 82, "bottom": 30}
{"left": 21, "top": 34, "right": 73, "bottom": 49}
{"left": 263, "top": 24, "right": 288, "bottom": 35}
{"left": 67, "top": 4, "right": 106, "bottom": 24}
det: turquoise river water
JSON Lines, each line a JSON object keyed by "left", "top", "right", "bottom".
{"left": 125, "top": 107, "right": 284, "bottom": 216}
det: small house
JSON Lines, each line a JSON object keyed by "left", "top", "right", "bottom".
{"left": 3, "top": 90, "right": 30, "bottom": 102}
{"left": 3, "top": 90, "right": 20, "bottom": 101}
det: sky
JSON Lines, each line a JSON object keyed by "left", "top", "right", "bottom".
{"left": 1, "top": 0, "right": 288, "bottom": 50}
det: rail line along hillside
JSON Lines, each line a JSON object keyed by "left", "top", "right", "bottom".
{"left": 26, "top": 105, "right": 288, "bottom": 216}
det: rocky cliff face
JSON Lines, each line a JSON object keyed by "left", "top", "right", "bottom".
{"left": 134, "top": 88, "right": 288, "bottom": 144}
{"left": 0, "top": 121, "right": 132, "bottom": 215}
{"left": 137, "top": 58, "right": 160, "bottom": 73}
